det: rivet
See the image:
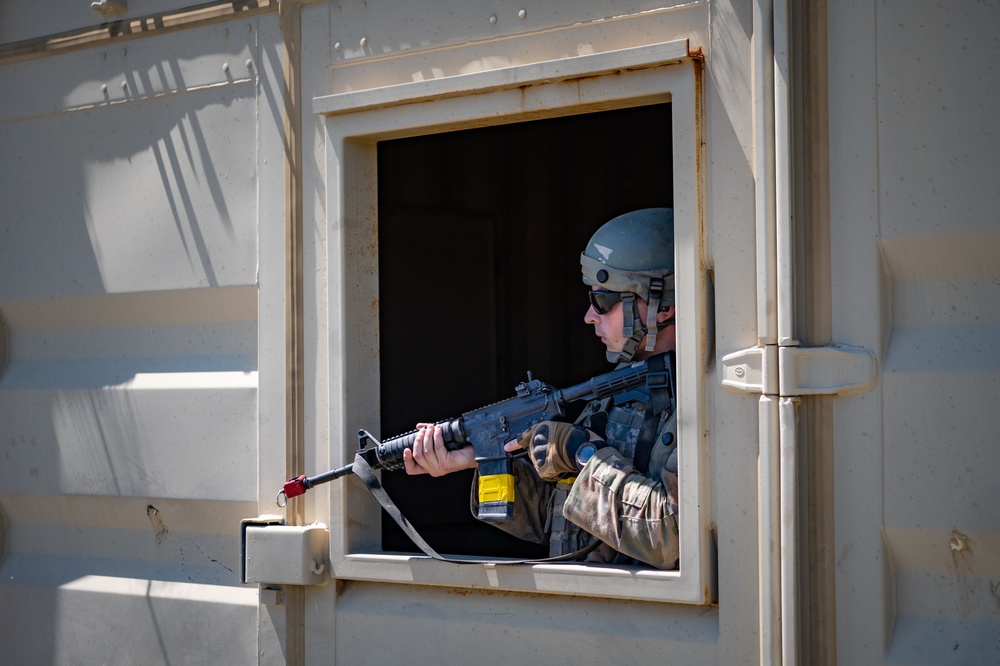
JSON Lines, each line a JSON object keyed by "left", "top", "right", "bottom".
{"left": 246, "top": 24, "right": 252, "bottom": 33}
{"left": 121, "top": 80, "right": 128, "bottom": 91}
{"left": 360, "top": 37, "right": 368, "bottom": 48}
{"left": 100, "top": 51, "right": 107, "bottom": 60}
{"left": 120, "top": 48, "right": 127, "bottom": 56}
{"left": 223, "top": 62, "right": 230, "bottom": 72}
{"left": 360, "top": 1, "right": 367, "bottom": 9}
{"left": 334, "top": 41, "right": 342, "bottom": 52}
{"left": 101, "top": 83, "right": 108, "bottom": 93}
{"left": 518, "top": 9, "right": 527, "bottom": 19}
{"left": 489, "top": 14, "right": 497, "bottom": 24}
{"left": 245, "top": 58, "right": 253, "bottom": 69}
{"left": 735, "top": 366, "right": 745, "bottom": 378}
{"left": 223, "top": 28, "right": 229, "bottom": 37}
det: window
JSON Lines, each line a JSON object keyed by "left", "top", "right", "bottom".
{"left": 318, "top": 41, "right": 711, "bottom": 603}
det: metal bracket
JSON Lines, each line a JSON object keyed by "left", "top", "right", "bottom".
{"left": 721, "top": 344, "right": 876, "bottom": 397}
{"left": 240, "top": 516, "right": 330, "bottom": 587}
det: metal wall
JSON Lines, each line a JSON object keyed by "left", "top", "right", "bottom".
{"left": 0, "top": 6, "right": 287, "bottom": 664}
{"left": 297, "top": 0, "right": 755, "bottom": 664}
{"left": 3, "top": 0, "right": 997, "bottom": 664}
{"left": 828, "top": 0, "right": 1000, "bottom": 664}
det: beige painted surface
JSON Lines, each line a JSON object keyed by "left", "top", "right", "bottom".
{"left": 3, "top": 0, "right": 996, "bottom": 664}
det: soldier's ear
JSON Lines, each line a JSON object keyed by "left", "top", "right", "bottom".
{"left": 656, "top": 306, "right": 675, "bottom": 325}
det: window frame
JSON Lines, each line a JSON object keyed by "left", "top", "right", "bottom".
{"left": 316, "top": 39, "right": 712, "bottom": 604}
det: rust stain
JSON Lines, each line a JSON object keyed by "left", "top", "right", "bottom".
{"left": 949, "top": 529, "right": 974, "bottom": 568}
{"left": 146, "top": 504, "right": 168, "bottom": 545}
{"left": 446, "top": 586, "right": 536, "bottom": 600}
{"left": 690, "top": 55, "right": 712, "bottom": 369}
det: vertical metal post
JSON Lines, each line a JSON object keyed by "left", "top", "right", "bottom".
{"left": 798, "top": 0, "right": 838, "bottom": 661}
{"left": 279, "top": 1, "right": 306, "bottom": 664}
{"left": 759, "top": 395, "right": 783, "bottom": 666}
{"left": 753, "top": 0, "right": 783, "bottom": 663}
{"left": 774, "top": 0, "right": 801, "bottom": 664}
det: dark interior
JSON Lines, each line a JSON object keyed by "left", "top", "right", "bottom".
{"left": 377, "top": 102, "right": 673, "bottom": 557}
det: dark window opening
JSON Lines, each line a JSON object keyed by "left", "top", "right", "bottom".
{"left": 377, "top": 103, "right": 673, "bottom": 557}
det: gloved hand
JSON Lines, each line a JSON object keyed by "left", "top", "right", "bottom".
{"left": 515, "top": 421, "right": 597, "bottom": 482}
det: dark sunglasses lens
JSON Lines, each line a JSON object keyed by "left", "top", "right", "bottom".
{"left": 589, "top": 291, "right": 622, "bottom": 314}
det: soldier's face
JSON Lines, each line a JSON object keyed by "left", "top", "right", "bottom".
{"left": 584, "top": 287, "right": 634, "bottom": 356}
{"left": 584, "top": 287, "right": 676, "bottom": 358}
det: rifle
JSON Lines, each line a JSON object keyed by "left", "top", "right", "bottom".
{"left": 277, "top": 356, "right": 667, "bottom": 522}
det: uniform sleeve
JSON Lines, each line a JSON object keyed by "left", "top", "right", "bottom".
{"left": 562, "top": 447, "right": 679, "bottom": 570}
{"left": 469, "top": 457, "right": 555, "bottom": 544}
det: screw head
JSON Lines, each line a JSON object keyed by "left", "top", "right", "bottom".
{"left": 489, "top": 14, "right": 497, "bottom": 24}
{"left": 518, "top": 9, "right": 526, "bottom": 19}
{"left": 360, "top": 37, "right": 368, "bottom": 48}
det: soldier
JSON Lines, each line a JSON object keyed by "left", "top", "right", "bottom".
{"left": 403, "top": 208, "right": 679, "bottom": 570}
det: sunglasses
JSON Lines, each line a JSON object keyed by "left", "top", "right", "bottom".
{"left": 588, "top": 290, "right": 631, "bottom": 315}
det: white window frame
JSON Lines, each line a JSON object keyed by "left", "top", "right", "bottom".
{"left": 315, "top": 39, "right": 712, "bottom": 605}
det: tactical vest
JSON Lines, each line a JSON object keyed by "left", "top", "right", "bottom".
{"left": 547, "top": 390, "right": 678, "bottom": 560}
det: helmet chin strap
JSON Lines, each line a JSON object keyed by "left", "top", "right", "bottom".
{"left": 608, "top": 296, "right": 649, "bottom": 364}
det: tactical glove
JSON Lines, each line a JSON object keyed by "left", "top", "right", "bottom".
{"left": 518, "top": 421, "right": 597, "bottom": 482}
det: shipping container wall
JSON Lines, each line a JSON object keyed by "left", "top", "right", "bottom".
{"left": 0, "top": 6, "right": 289, "bottom": 665}
{"left": 3, "top": 0, "right": 997, "bottom": 664}
{"left": 828, "top": 0, "right": 1000, "bottom": 664}
{"left": 296, "top": 0, "right": 759, "bottom": 664}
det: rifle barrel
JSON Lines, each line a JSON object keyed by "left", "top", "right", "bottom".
{"left": 307, "top": 463, "right": 354, "bottom": 488}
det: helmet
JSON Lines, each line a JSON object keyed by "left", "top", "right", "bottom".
{"left": 581, "top": 208, "right": 675, "bottom": 363}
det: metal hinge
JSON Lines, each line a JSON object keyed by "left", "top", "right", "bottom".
{"left": 720, "top": 344, "right": 876, "bottom": 397}
{"left": 240, "top": 516, "right": 330, "bottom": 587}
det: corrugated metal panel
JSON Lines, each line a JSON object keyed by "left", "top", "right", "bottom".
{"left": 0, "top": 0, "right": 240, "bottom": 45}
{"left": 878, "top": 0, "right": 1000, "bottom": 655}
{"left": 335, "top": 581, "right": 719, "bottom": 664}
{"left": 299, "top": 0, "right": 758, "bottom": 663}
{"left": 829, "top": 0, "right": 1000, "bottom": 663}
{"left": 0, "top": 14, "right": 273, "bottom": 664}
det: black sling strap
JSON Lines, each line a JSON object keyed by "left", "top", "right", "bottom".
{"left": 633, "top": 351, "right": 675, "bottom": 475}
{"left": 351, "top": 451, "right": 599, "bottom": 565}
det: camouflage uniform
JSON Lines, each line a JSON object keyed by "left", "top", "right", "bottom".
{"left": 470, "top": 363, "right": 679, "bottom": 570}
